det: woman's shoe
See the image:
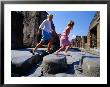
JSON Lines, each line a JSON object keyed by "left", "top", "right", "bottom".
{"left": 46, "top": 50, "right": 51, "bottom": 54}
{"left": 30, "top": 50, "right": 35, "bottom": 55}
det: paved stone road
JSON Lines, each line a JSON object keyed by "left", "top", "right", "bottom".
{"left": 11, "top": 48, "right": 100, "bottom": 77}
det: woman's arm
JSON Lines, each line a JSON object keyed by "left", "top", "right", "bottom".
{"left": 39, "top": 20, "right": 46, "bottom": 29}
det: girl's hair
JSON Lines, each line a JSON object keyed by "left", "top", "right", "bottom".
{"left": 67, "top": 20, "right": 74, "bottom": 27}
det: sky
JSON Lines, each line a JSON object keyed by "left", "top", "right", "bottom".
{"left": 47, "top": 11, "right": 96, "bottom": 40}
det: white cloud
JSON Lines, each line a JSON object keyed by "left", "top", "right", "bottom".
{"left": 69, "top": 34, "right": 76, "bottom": 41}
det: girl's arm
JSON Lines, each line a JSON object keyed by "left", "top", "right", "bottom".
{"left": 65, "top": 27, "right": 69, "bottom": 36}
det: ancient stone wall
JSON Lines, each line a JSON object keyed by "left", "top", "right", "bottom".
{"left": 82, "top": 36, "right": 87, "bottom": 48}
{"left": 97, "top": 24, "right": 100, "bottom": 48}
{"left": 74, "top": 36, "right": 81, "bottom": 47}
{"left": 71, "top": 12, "right": 100, "bottom": 49}
{"left": 11, "top": 11, "right": 49, "bottom": 49}
{"left": 87, "top": 11, "right": 100, "bottom": 49}
{"left": 11, "top": 11, "right": 24, "bottom": 49}
{"left": 22, "top": 11, "right": 48, "bottom": 47}
{"left": 71, "top": 36, "right": 87, "bottom": 48}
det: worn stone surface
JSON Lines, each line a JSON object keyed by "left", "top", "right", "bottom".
{"left": 81, "top": 57, "right": 100, "bottom": 77}
{"left": 41, "top": 54, "right": 67, "bottom": 75}
{"left": 11, "top": 48, "right": 40, "bottom": 66}
{"left": 11, "top": 48, "right": 46, "bottom": 76}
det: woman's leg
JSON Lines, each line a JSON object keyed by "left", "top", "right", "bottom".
{"left": 32, "top": 41, "right": 43, "bottom": 52}
{"left": 47, "top": 38, "right": 53, "bottom": 52}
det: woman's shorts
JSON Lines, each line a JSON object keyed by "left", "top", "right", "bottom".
{"left": 41, "top": 30, "right": 52, "bottom": 42}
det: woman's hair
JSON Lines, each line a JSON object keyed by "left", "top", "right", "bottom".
{"left": 67, "top": 20, "right": 74, "bottom": 27}
{"left": 47, "top": 14, "right": 53, "bottom": 18}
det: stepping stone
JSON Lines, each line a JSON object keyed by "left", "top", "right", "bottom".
{"left": 41, "top": 54, "right": 67, "bottom": 75}
{"left": 11, "top": 50, "right": 41, "bottom": 68}
{"left": 11, "top": 49, "right": 48, "bottom": 76}
{"left": 11, "top": 54, "right": 42, "bottom": 76}
{"left": 81, "top": 57, "right": 100, "bottom": 77}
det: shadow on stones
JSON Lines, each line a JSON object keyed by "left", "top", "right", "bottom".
{"left": 12, "top": 62, "right": 41, "bottom": 77}
{"left": 82, "top": 56, "right": 99, "bottom": 59}
{"left": 12, "top": 48, "right": 31, "bottom": 51}
{"left": 55, "top": 54, "right": 65, "bottom": 57}
{"left": 65, "top": 61, "right": 80, "bottom": 74}
{"left": 68, "top": 48, "right": 81, "bottom": 52}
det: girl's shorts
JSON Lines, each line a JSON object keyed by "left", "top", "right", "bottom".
{"left": 60, "top": 36, "right": 70, "bottom": 47}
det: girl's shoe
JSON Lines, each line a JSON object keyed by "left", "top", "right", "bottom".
{"left": 64, "top": 52, "right": 68, "bottom": 56}
{"left": 63, "top": 52, "right": 72, "bottom": 57}
{"left": 54, "top": 51, "right": 59, "bottom": 56}
{"left": 30, "top": 50, "right": 35, "bottom": 55}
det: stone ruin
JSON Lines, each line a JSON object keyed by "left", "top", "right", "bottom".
{"left": 22, "top": 11, "right": 48, "bottom": 47}
{"left": 11, "top": 11, "right": 59, "bottom": 50}
{"left": 71, "top": 36, "right": 87, "bottom": 48}
{"left": 71, "top": 11, "right": 100, "bottom": 49}
{"left": 87, "top": 11, "right": 100, "bottom": 49}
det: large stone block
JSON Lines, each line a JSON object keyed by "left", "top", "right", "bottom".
{"left": 11, "top": 54, "right": 42, "bottom": 76}
{"left": 11, "top": 49, "right": 52, "bottom": 76}
{"left": 81, "top": 57, "right": 100, "bottom": 77}
{"left": 41, "top": 54, "right": 67, "bottom": 75}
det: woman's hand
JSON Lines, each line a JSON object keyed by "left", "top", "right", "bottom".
{"left": 52, "top": 30, "right": 58, "bottom": 36}
{"left": 36, "top": 30, "right": 41, "bottom": 35}
{"left": 36, "top": 32, "right": 40, "bottom": 35}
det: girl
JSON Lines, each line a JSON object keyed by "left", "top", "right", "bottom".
{"left": 56, "top": 20, "right": 74, "bottom": 55}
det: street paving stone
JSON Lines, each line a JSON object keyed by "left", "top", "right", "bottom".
{"left": 11, "top": 48, "right": 100, "bottom": 77}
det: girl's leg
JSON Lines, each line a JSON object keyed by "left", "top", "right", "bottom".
{"left": 64, "top": 45, "right": 70, "bottom": 54}
{"left": 56, "top": 46, "right": 65, "bottom": 55}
